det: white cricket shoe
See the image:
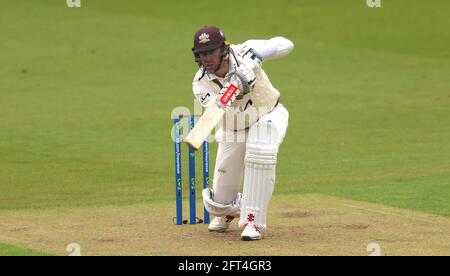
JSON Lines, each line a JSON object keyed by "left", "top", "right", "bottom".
{"left": 208, "top": 216, "right": 235, "bottom": 232}
{"left": 240, "top": 223, "right": 262, "bottom": 241}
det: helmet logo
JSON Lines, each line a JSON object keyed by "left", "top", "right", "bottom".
{"left": 198, "top": 33, "right": 211, "bottom": 44}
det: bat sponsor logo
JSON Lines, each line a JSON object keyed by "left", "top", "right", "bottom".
{"left": 219, "top": 84, "right": 238, "bottom": 105}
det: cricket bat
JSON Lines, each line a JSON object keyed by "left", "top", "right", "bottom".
{"left": 184, "top": 83, "right": 239, "bottom": 150}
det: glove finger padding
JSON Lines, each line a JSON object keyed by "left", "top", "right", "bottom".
{"left": 236, "top": 65, "right": 256, "bottom": 90}
{"left": 225, "top": 66, "right": 256, "bottom": 96}
{"left": 241, "top": 48, "right": 263, "bottom": 71}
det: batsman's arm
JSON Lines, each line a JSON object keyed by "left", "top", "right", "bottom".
{"left": 242, "top": 37, "right": 294, "bottom": 62}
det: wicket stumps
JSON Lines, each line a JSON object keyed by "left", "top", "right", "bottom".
{"left": 173, "top": 114, "right": 210, "bottom": 225}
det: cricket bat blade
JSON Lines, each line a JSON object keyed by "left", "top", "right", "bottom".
{"left": 184, "top": 104, "right": 225, "bottom": 150}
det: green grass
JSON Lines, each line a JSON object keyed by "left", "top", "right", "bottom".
{"left": 0, "top": 243, "right": 51, "bottom": 256}
{"left": 0, "top": 0, "right": 449, "bottom": 254}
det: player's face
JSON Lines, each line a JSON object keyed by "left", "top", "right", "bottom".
{"left": 199, "top": 48, "right": 222, "bottom": 73}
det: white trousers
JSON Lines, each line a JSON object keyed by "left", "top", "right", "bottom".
{"left": 212, "top": 105, "right": 289, "bottom": 207}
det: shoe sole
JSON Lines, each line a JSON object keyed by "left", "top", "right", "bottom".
{"left": 209, "top": 229, "right": 228, "bottom": 232}
{"left": 241, "top": 236, "right": 261, "bottom": 241}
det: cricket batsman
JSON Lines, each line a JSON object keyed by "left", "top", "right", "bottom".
{"left": 191, "top": 26, "right": 294, "bottom": 241}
